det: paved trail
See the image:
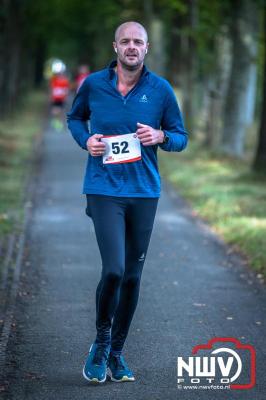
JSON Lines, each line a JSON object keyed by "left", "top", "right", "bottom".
{"left": 1, "top": 116, "right": 266, "bottom": 399}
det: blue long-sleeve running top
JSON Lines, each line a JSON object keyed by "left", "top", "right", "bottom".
{"left": 67, "top": 60, "right": 188, "bottom": 198}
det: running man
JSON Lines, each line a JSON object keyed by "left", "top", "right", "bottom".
{"left": 67, "top": 21, "right": 188, "bottom": 384}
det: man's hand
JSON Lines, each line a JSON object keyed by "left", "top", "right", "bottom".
{"left": 136, "top": 122, "right": 164, "bottom": 146}
{"left": 86, "top": 134, "right": 106, "bottom": 156}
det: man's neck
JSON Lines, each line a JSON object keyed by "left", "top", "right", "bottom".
{"left": 116, "top": 61, "right": 143, "bottom": 88}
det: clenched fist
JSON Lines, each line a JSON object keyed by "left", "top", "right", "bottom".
{"left": 136, "top": 122, "right": 164, "bottom": 146}
{"left": 86, "top": 134, "right": 106, "bottom": 156}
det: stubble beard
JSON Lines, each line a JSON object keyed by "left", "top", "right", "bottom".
{"left": 119, "top": 58, "right": 143, "bottom": 72}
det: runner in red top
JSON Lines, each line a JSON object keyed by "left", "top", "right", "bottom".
{"left": 50, "top": 72, "right": 70, "bottom": 106}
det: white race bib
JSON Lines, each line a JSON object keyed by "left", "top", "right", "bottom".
{"left": 52, "top": 87, "right": 68, "bottom": 96}
{"left": 101, "top": 133, "right": 141, "bottom": 164}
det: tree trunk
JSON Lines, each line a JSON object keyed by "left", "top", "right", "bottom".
{"left": 181, "top": 0, "right": 198, "bottom": 136}
{"left": 168, "top": 13, "right": 185, "bottom": 87}
{"left": 0, "top": 0, "right": 9, "bottom": 117}
{"left": 143, "top": 0, "right": 166, "bottom": 77}
{"left": 204, "top": 33, "right": 232, "bottom": 148}
{"left": 204, "top": 82, "right": 221, "bottom": 148}
{"left": 34, "top": 39, "right": 46, "bottom": 87}
{"left": 1, "top": 0, "right": 23, "bottom": 114}
{"left": 253, "top": 5, "right": 266, "bottom": 172}
{"left": 221, "top": 0, "right": 259, "bottom": 157}
{"left": 147, "top": 18, "right": 166, "bottom": 76}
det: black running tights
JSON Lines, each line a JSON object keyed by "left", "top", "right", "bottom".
{"left": 86, "top": 195, "right": 158, "bottom": 353}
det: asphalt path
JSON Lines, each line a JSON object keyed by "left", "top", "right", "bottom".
{"left": 1, "top": 114, "right": 266, "bottom": 399}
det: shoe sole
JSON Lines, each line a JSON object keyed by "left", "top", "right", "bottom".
{"left": 108, "top": 369, "right": 135, "bottom": 382}
{"left": 83, "top": 366, "right": 106, "bottom": 384}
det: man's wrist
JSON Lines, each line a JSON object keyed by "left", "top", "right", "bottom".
{"left": 161, "top": 131, "right": 169, "bottom": 144}
{"left": 158, "top": 130, "right": 165, "bottom": 144}
{"left": 86, "top": 137, "right": 90, "bottom": 150}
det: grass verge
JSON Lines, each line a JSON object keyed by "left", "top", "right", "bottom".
{"left": 159, "top": 142, "right": 266, "bottom": 278}
{"left": 0, "top": 91, "right": 46, "bottom": 236}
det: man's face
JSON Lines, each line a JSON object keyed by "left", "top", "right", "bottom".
{"left": 113, "top": 25, "right": 148, "bottom": 70}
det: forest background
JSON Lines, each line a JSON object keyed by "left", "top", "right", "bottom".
{"left": 0, "top": 0, "right": 266, "bottom": 277}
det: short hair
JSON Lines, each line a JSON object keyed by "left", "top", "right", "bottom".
{"left": 114, "top": 21, "right": 148, "bottom": 43}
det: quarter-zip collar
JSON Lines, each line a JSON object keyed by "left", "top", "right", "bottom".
{"left": 107, "top": 60, "right": 149, "bottom": 103}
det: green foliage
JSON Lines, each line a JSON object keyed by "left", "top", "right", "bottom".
{"left": 7, "top": 0, "right": 264, "bottom": 78}
{"left": 159, "top": 142, "right": 266, "bottom": 276}
{"left": 31, "top": 0, "right": 148, "bottom": 67}
{"left": 0, "top": 92, "right": 46, "bottom": 234}
{"left": 156, "top": 0, "right": 187, "bottom": 14}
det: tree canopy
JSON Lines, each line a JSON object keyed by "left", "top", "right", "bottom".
{"left": 1, "top": 0, "right": 266, "bottom": 169}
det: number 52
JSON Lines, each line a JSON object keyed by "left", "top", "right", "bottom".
{"left": 112, "top": 141, "right": 129, "bottom": 154}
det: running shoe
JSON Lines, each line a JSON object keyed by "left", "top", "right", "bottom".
{"left": 107, "top": 353, "right": 135, "bottom": 382}
{"left": 83, "top": 343, "right": 110, "bottom": 383}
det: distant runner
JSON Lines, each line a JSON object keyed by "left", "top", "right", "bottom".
{"left": 75, "top": 64, "right": 90, "bottom": 92}
{"left": 50, "top": 72, "right": 70, "bottom": 107}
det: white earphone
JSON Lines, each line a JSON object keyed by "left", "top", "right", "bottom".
{"left": 114, "top": 48, "right": 117, "bottom": 53}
